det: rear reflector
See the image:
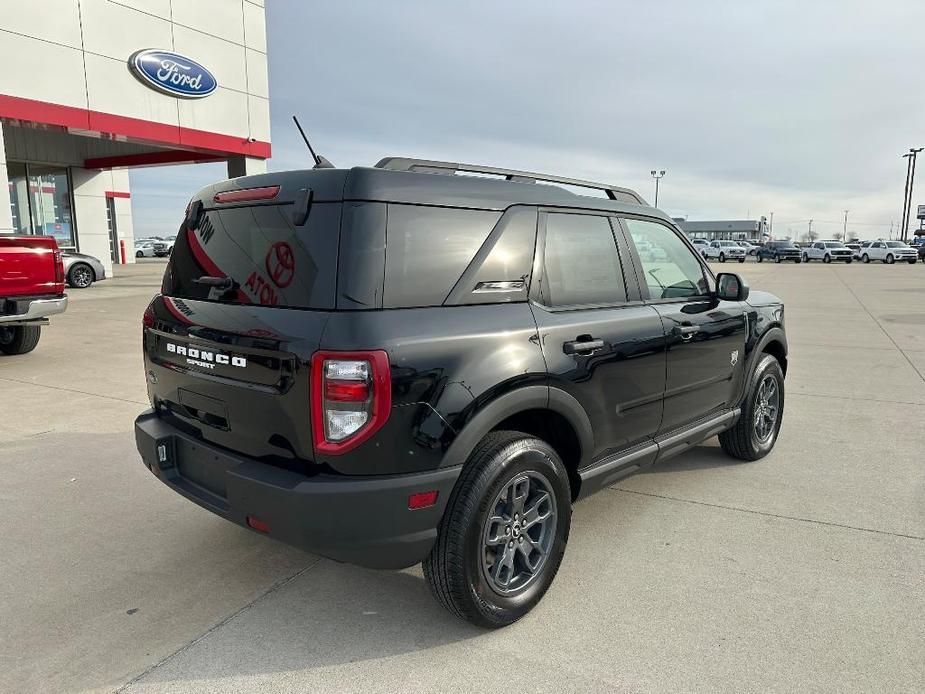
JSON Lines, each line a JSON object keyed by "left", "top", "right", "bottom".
{"left": 213, "top": 186, "right": 280, "bottom": 204}
{"left": 408, "top": 491, "right": 439, "bottom": 510}
{"left": 324, "top": 380, "right": 370, "bottom": 402}
{"left": 246, "top": 516, "right": 270, "bottom": 533}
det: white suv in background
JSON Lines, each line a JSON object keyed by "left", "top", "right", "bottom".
{"left": 858, "top": 241, "right": 918, "bottom": 264}
{"left": 703, "top": 240, "right": 746, "bottom": 263}
{"left": 803, "top": 240, "right": 854, "bottom": 263}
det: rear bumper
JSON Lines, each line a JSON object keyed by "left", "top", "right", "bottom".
{"left": 0, "top": 296, "right": 68, "bottom": 324}
{"left": 134, "top": 410, "right": 461, "bottom": 569}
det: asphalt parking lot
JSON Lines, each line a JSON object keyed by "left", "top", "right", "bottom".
{"left": 1, "top": 258, "right": 923, "bottom": 693}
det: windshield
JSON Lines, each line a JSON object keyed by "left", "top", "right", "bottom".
{"left": 823, "top": 242, "right": 844, "bottom": 248}
{"left": 885, "top": 241, "right": 907, "bottom": 248}
{"left": 719, "top": 241, "right": 739, "bottom": 247}
{"left": 773, "top": 241, "right": 796, "bottom": 249}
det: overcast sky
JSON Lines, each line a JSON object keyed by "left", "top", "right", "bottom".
{"left": 130, "top": 0, "right": 925, "bottom": 240}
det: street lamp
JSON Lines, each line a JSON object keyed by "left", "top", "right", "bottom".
{"left": 650, "top": 170, "right": 666, "bottom": 208}
{"left": 901, "top": 147, "right": 923, "bottom": 242}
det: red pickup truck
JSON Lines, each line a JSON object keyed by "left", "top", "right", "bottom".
{"left": 0, "top": 236, "right": 68, "bottom": 355}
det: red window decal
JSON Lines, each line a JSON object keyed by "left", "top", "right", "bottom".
{"left": 265, "top": 241, "right": 295, "bottom": 288}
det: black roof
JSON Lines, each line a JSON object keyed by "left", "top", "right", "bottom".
{"left": 201, "top": 161, "right": 667, "bottom": 222}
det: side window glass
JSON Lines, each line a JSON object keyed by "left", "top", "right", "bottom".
{"left": 623, "top": 219, "right": 710, "bottom": 300}
{"left": 540, "top": 213, "right": 626, "bottom": 308}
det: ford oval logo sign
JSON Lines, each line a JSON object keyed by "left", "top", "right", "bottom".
{"left": 129, "top": 49, "right": 217, "bottom": 99}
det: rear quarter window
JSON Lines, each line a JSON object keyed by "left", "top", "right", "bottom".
{"left": 383, "top": 204, "right": 502, "bottom": 308}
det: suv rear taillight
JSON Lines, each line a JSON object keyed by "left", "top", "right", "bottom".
{"left": 54, "top": 250, "right": 64, "bottom": 284}
{"left": 310, "top": 350, "right": 391, "bottom": 455}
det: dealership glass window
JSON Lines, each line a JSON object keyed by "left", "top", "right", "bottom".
{"left": 5, "top": 162, "right": 76, "bottom": 247}
{"left": 7, "top": 162, "right": 31, "bottom": 235}
{"left": 29, "top": 165, "right": 75, "bottom": 247}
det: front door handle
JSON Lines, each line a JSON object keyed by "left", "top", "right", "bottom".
{"left": 563, "top": 338, "right": 605, "bottom": 355}
{"left": 674, "top": 324, "right": 700, "bottom": 341}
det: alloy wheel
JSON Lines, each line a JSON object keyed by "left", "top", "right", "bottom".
{"left": 71, "top": 265, "right": 93, "bottom": 288}
{"left": 754, "top": 375, "right": 780, "bottom": 442}
{"left": 481, "top": 472, "right": 557, "bottom": 595}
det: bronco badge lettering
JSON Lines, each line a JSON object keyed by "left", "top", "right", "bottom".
{"left": 166, "top": 342, "right": 246, "bottom": 369}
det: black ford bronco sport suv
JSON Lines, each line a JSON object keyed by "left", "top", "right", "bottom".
{"left": 135, "top": 158, "right": 787, "bottom": 628}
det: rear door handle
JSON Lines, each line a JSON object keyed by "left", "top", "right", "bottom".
{"left": 674, "top": 324, "right": 700, "bottom": 340}
{"left": 563, "top": 338, "right": 605, "bottom": 354}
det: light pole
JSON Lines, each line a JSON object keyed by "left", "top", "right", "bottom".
{"left": 843, "top": 210, "right": 849, "bottom": 240}
{"left": 907, "top": 148, "right": 923, "bottom": 242}
{"left": 650, "top": 170, "right": 666, "bottom": 208}
{"left": 901, "top": 148, "right": 923, "bottom": 242}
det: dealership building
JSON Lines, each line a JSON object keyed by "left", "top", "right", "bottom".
{"left": 675, "top": 217, "right": 771, "bottom": 241}
{"left": 0, "top": 0, "right": 271, "bottom": 276}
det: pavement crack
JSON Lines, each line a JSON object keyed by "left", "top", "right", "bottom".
{"left": 831, "top": 268, "right": 925, "bottom": 384}
{"left": 0, "top": 377, "right": 149, "bottom": 407}
{"left": 789, "top": 391, "right": 925, "bottom": 407}
{"left": 112, "top": 556, "right": 326, "bottom": 693}
{"left": 609, "top": 487, "right": 924, "bottom": 541}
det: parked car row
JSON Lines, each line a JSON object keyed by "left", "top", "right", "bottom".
{"left": 691, "top": 237, "right": 925, "bottom": 264}
{"left": 134, "top": 235, "right": 176, "bottom": 258}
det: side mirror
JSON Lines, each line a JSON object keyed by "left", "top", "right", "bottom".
{"left": 716, "top": 273, "right": 749, "bottom": 301}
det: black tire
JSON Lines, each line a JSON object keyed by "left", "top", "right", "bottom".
{"left": 847, "top": 259, "right": 853, "bottom": 264}
{"left": 757, "top": 254, "right": 763, "bottom": 263}
{"left": 423, "top": 431, "right": 571, "bottom": 628}
{"left": 885, "top": 254, "right": 894, "bottom": 264}
{"left": 907, "top": 259, "right": 917, "bottom": 265}
{"left": 738, "top": 258, "right": 745, "bottom": 263}
{"left": 862, "top": 253, "right": 870, "bottom": 263}
{"left": 719, "top": 253, "right": 726, "bottom": 263}
{"left": 0, "top": 325, "right": 42, "bottom": 355}
{"left": 802, "top": 253, "right": 809, "bottom": 262}
{"left": 136, "top": 250, "right": 144, "bottom": 258}
{"left": 774, "top": 255, "right": 781, "bottom": 263}
{"left": 719, "top": 354, "right": 785, "bottom": 461}
{"left": 67, "top": 262, "right": 95, "bottom": 289}
{"left": 823, "top": 254, "right": 831, "bottom": 263}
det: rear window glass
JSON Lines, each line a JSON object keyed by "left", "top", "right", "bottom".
{"left": 383, "top": 204, "right": 501, "bottom": 308}
{"left": 163, "top": 202, "right": 340, "bottom": 309}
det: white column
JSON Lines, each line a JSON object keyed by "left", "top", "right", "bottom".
{"left": 0, "top": 125, "right": 14, "bottom": 234}
{"left": 227, "top": 156, "right": 268, "bottom": 179}
{"left": 71, "top": 167, "right": 115, "bottom": 278}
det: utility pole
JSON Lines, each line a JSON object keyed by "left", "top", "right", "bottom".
{"left": 843, "top": 210, "right": 849, "bottom": 240}
{"left": 769, "top": 211, "right": 774, "bottom": 237}
{"left": 650, "top": 170, "right": 666, "bottom": 208}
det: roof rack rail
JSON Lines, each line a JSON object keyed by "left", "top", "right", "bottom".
{"left": 374, "top": 157, "right": 646, "bottom": 205}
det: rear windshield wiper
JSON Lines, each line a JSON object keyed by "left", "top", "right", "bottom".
{"left": 193, "top": 275, "right": 234, "bottom": 288}
{"left": 192, "top": 275, "right": 238, "bottom": 300}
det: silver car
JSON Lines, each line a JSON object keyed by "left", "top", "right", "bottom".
{"left": 62, "top": 251, "right": 106, "bottom": 289}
